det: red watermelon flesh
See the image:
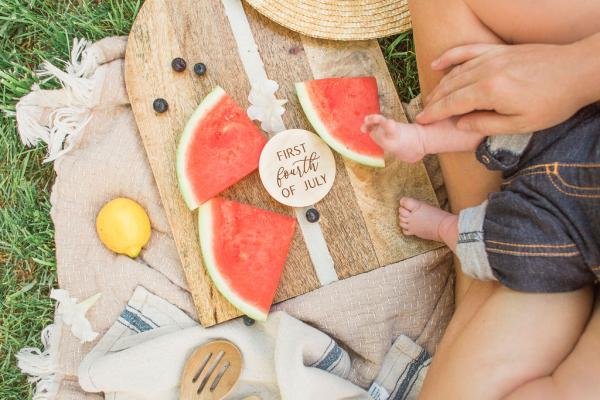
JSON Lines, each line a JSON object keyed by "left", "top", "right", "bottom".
{"left": 177, "top": 87, "right": 267, "bottom": 209}
{"left": 198, "top": 198, "right": 297, "bottom": 320}
{"left": 296, "top": 76, "right": 385, "bottom": 167}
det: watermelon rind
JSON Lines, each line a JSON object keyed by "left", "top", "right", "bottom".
{"left": 176, "top": 86, "right": 226, "bottom": 210}
{"left": 198, "top": 200, "right": 268, "bottom": 321}
{"left": 295, "top": 82, "right": 385, "bottom": 168}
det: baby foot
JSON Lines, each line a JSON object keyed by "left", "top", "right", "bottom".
{"left": 399, "top": 197, "right": 458, "bottom": 248}
{"left": 361, "top": 115, "right": 426, "bottom": 163}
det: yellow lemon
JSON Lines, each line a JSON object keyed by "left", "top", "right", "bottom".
{"left": 96, "top": 198, "right": 151, "bottom": 258}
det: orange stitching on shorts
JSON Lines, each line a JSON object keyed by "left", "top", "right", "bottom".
{"left": 503, "top": 164, "right": 548, "bottom": 182}
{"left": 547, "top": 172, "right": 600, "bottom": 199}
{"left": 486, "top": 247, "right": 580, "bottom": 257}
{"left": 514, "top": 163, "right": 551, "bottom": 173}
{"left": 552, "top": 162, "right": 600, "bottom": 168}
{"left": 502, "top": 171, "right": 546, "bottom": 186}
{"left": 485, "top": 240, "right": 576, "bottom": 249}
{"left": 503, "top": 162, "right": 600, "bottom": 192}
{"left": 508, "top": 162, "right": 600, "bottom": 177}
{"left": 553, "top": 168, "right": 600, "bottom": 190}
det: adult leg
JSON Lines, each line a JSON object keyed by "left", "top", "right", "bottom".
{"left": 466, "top": 0, "right": 600, "bottom": 45}
{"left": 408, "top": 0, "right": 600, "bottom": 398}
{"left": 409, "top": 0, "right": 503, "bottom": 303}
{"left": 421, "top": 286, "right": 593, "bottom": 399}
{"left": 505, "top": 293, "right": 600, "bottom": 400}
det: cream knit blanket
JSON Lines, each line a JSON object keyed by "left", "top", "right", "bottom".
{"left": 15, "top": 37, "right": 453, "bottom": 399}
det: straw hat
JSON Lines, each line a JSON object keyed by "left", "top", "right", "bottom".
{"left": 245, "top": 0, "right": 411, "bottom": 41}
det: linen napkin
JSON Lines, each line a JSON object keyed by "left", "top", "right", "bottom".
{"left": 78, "top": 286, "right": 430, "bottom": 399}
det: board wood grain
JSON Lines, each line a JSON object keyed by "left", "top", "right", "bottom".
{"left": 300, "top": 37, "right": 444, "bottom": 267}
{"left": 125, "top": 0, "right": 441, "bottom": 326}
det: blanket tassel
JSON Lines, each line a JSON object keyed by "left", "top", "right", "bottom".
{"left": 16, "top": 324, "right": 60, "bottom": 400}
{"left": 15, "top": 38, "right": 98, "bottom": 162}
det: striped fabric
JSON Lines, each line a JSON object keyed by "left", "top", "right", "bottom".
{"left": 118, "top": 306, "right": 159, "bottom": 333}
{"left": 368, "top": 335, "right": 431, "bottom": 400}
{"left": 311, "top": 340, "right": 350, "bottom": 378}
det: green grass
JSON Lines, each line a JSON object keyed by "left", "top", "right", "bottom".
{"left": 0, "top": 1, "right": 417, "bottom": 398}
{"left": 380, "top": 31, "right": 420, "bottom": 103}
{"left": 0, "top": 1, "right": 141, "bottom": 398}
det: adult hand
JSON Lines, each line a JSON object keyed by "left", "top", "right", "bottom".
{"left": 416, "top": 39, "right": 599, "bottom": 135}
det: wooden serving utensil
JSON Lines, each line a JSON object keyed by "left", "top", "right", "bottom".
{"left": 180, "top": 340, "right": 243, "bottom": 399}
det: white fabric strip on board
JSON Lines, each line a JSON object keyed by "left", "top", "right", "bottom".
{"left": 223, "top": 0, "right": 285, "bottom": 133}
{"left": 293, "top": 207, "right": 337, "bottom": 285}
{"left": 221, "top": 0, "right": 338, "bottom": 285}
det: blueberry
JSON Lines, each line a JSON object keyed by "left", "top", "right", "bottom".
{"left": 194, "top": 62, "right": 207, "bottom": 76}
{"left": 243, "top": 316, "right": 255, "bottom": 326}
{"left": 171, "top": 57, "right": 187, "bottom": 72}
{"left": 153, "top": 98, "right": 169, "bottom": 113}
{"left": 305, "top": 208, "right": 320, "bottom": 223}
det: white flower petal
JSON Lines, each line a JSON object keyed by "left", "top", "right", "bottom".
{"left": 71, "top": 315, "right": 99, "bottom": 343}
{"left": 247, "top": 105, "right": 264, "bottom": 121}
{"left": 77, "top": 292, "right": 102, "bottom": 314}
{"left": 50, "top": 289, "right": 101, "bottom": 343}
{"left": 247, "top": 79, "right": 287, "bottom": 134}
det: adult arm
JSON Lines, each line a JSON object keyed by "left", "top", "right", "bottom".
{"left": 415, "top": 32, "right": 600, "bottom": 135}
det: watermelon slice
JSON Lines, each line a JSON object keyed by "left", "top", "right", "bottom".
{"left": 176, "top": 86, "right": 267, "bottom": 209}
{"left": 198, "top": 198, "right": 296, "bottom": 320}
{"left": 296, "top": 76, "right": 385, "bottom": 168}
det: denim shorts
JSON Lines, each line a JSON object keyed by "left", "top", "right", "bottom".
{"left": 456, "top": 104, "right": 600, "bottom": 292}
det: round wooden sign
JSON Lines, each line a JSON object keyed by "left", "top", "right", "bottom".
{"left": 259, "top": 129, "right": 336, "bottom": 207}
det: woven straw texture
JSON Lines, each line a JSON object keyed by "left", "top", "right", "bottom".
{"left": 245, "top": 0, "right": 411, "bottom": 41}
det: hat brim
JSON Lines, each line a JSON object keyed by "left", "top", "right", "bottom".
{"left": 245, "top": 0, "right": 411, "bottom": 41}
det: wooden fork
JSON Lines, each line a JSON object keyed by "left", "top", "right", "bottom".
{"left": 180, "top": 340, "right": 243, "bottom": 399}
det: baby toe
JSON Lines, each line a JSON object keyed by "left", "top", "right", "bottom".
{"left": 364, "top": 114, "right": 384, "bottom": 124}
{"left": 399, "top": 208, "right": 412, "bottom": 218}
{"left": 400, "top": 197, "right": 421, "bottom": 211}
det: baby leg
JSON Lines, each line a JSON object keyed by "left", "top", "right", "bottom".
{"left": 361, "top": 115, "right": 485, "bottom": 163}
{"left": 399, "top": 197, "right": 459, "bottom": 251}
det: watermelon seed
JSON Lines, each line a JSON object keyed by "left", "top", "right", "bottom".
{"left": 171, "top": 57, "right": 187, "bottom": 72}
{"left": 194, "top": 62, "right": 207, "bottom": 76}
{"left": 243, "top": 316, "right": 255, "bottom": 326}
{"left": 305, "top": 208, "right": 320, "bottom": 223}
{"left": 153, "top": 98, "right": 169, "bottom": 113}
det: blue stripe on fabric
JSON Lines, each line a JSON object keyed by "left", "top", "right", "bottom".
{"left": 394, "top": 350, "right": 431, "bottom": 400}
{"left": 119, "top": 308, "right": 153, "bottom": 332}
{"left": 126, "top": 305, "right": 159, "bottom": 328}
{"left": 314, "top": 343, "right": 343, "bottom": 371}
{"left": 310, "top": 341, "right": 333, "bottom": 368}
{"left": 400, "top": 357, "right": 431, "bottom": 400}
{"left": 117, "top": 319, "right": 137, "bottom": 332}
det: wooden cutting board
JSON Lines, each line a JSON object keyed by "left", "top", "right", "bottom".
{"left": 125, "top": 0, "right": 441, "bottom": 327}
